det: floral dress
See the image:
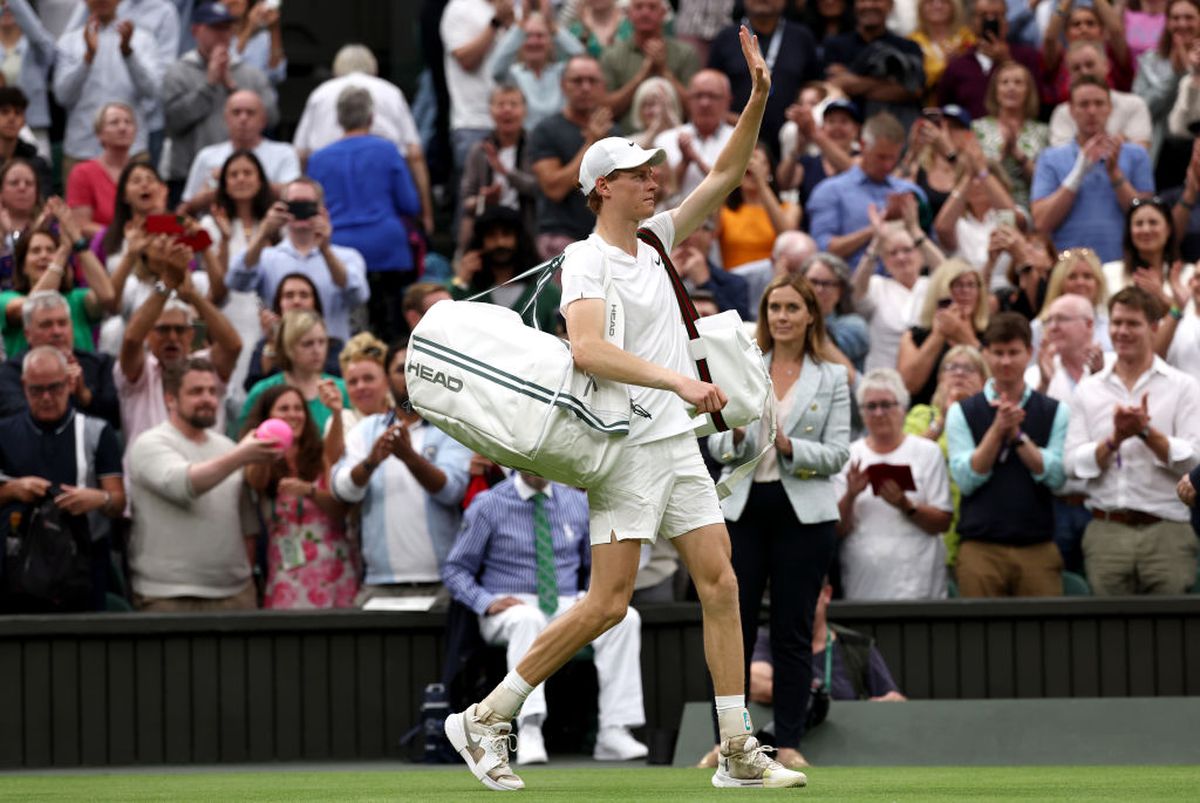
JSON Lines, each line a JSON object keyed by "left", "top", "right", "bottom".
{"left": 971, "top": 117, "right": 1049, "bottom": 209}
{"left": 263, "top": 475, "right": 358, "bottom": 609}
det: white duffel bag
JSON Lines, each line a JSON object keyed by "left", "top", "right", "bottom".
{"left": 407, "top": 299, "right": 629, "bottom": 488}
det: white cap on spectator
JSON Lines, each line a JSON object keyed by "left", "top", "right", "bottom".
{"left": 578, "top": 137, "right": 666, "bottom": 195}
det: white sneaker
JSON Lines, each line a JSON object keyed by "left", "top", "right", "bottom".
{"left": 516, "top": 723, "right": 548, "bottom": 765}
{"left": 444, "top": 704, "right": 525, "bottom": 791}
{"left": 593, "top": 726, "right": 649, "bottom": 761}
{"left": 712, "top": 734, "right": 808, "bottom": 789}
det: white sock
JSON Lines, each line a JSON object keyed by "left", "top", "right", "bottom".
{"left": 479, "top": 670, "right": 535, "bottom": 724}
{"left": 715, "top": 694, "right": 752, "bottom": 742}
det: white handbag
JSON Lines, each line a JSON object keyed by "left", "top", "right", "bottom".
{"left": 407, "top": 252, "right": 630, "bottom": 488}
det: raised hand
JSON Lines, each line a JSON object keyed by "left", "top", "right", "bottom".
{"left": 738, "top": 25, "right": 771, "bottom": 98}
{"left": 117, "top": 20, "right": 134, "bottom": 55}
{"left": 845, "top": 460, "right": 869, "bottom": 498}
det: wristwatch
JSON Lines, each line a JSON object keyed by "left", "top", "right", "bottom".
{"left": 152, "top": 280, "right": 170, "bottom": 297}
{"left": 903, "top": 501, "right": 917, "bottom": 517}
{"left": 72, "top": 236, "right": 90, "bottom": 253}
{"left": 1136, "top": 426, "right": 1151, "bottom": 441}
{"left": 1012, "top": 431, "right": 1028, "bottom": 448}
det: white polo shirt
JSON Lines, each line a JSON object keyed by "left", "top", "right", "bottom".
{"left": 559, "top": 211, "right": 695, "bottom": 446}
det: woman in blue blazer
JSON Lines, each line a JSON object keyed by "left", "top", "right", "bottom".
{"left": 709, "top": 273, "right": 851, "bottom": 768}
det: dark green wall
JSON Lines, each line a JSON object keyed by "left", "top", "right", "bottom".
{"left": 2, "top": 598, "right": 1199, "bottom": 768}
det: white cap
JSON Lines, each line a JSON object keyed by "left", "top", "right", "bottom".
{"left": 578, "top": 136, "right": 667, "bottom": 195}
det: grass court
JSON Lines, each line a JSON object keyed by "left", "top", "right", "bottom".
{"left": 4, "top": 764, "right": 1200, "bottom": 801}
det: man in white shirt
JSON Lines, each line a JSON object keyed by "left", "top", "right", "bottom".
{"left": 654, "top": 69, "right": 735, "bottom": 198}
{"left": 61, "top": 0, "right": 179, "bottom": 164}
{"left": 441, "top": 0, "right": 512, "bottom": 173}
{"left": 1048, "top": 41, "right": 1152, "bottom": 150}
{"left": 1065, "top": 286, "right": 1200, "bottom": 595}
{"left": 292, "top": 44, "right": 433, "bottom": 235}
{"left": 179, "top": 89, "right": 299, "bottom": 212}
{"left": 1025, "top": 293, "right": 1112, "bottom": 572}
{"left": 444, "top": 29, "right": 807, "bottom": 793}
{"left": 52, "top": 0, "right": 163, "bottom": 168}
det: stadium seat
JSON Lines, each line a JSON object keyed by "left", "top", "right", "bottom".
{"left": 1061, "top": 571, "right": 1091, "bottom": 596}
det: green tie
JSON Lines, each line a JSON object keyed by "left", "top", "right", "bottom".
{"left": 533, "top": 493, "right": 558, "bottom": 616}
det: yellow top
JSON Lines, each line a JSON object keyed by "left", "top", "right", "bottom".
{"left": 909, "top": 27, "right": 976, "bottom": 96}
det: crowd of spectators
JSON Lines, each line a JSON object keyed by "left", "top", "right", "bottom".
{"left": 0, "top": 0, "right": 1198, "bottom": 748}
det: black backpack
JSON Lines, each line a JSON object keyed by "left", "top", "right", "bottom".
{"left": 3, "top": 495, "right": 93, "bottom": 613}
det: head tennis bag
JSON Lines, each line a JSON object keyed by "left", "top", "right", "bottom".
{"left": 407, "top": 299, "right": 629, "bottom": 488}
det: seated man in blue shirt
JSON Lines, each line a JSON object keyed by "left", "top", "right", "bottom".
{"left": 806, "top": 112, "right": 927, "bottom": 267}
{"left": 227, "top": 177, "right": 370, "bottom": 344}
{"left": 443, "top": 471, "right": 648, "bottom": 767}
{"left": 1031, "top": 75, "right": 1154, "bottom": 264}
{"left": 946, "top": 313, "right": 1069, "bottom": 597}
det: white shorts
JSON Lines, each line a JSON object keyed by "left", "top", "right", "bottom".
{"left": 587, "top": 432, "right": 725, "bottom": 546}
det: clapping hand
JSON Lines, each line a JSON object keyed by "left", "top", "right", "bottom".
{"left": 1112, "top": 393, "right": 1150, "bottom": 442}
{"left": 117, "top": 20, "right": 134, "bottom": 55}
{"left": 990, "top": 393, "right": 1026, "bottom": 438}
{"left": 317, "top": 378, "right": 343, "bottom": 414}
{"left": 845, "top": 460, "right": 869, "bottom": 498}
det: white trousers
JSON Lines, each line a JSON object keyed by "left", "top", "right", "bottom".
{"left": 478, "top": 593, "right": 646, "bottom": 730}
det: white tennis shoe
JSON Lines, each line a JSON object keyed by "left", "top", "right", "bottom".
{"left": 711, "top": 734, "right": 808, "bottom": 789}
{"left": 444, "top": 704, "right": 525, "bottom": 792}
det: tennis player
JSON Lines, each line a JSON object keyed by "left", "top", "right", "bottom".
{"left": 445, "top": 26, "right": 804, "bottom": 791}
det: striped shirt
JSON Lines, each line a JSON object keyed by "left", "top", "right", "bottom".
{"left": 443, "top": 475, "right": 591, "bottom": 615}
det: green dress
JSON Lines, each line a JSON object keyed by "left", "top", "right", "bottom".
{"left": 904, "top": 404, "right": 962, "bottom": 568}
{"left": 238, "top": 373, "right": 349, "bottom": 439}
{"left": 0, "top": 287, "right": 99, "bottom": 355}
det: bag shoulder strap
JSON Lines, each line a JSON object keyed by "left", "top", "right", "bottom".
{"left": 73, "top": 411, "right": 86, "bottom": 488}
{"left": 637, "top": 226, "right": 728, "bottom": 432}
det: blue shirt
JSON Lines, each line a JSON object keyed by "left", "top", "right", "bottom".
{"left": 442, "top": 475, "right": 591, "bottom": 615}
{"left": 331, "top": 415, "right": 472, "bottom": 582}
{"left": 306, "top": 135, "right": 421, "bottom": 272}
{"left": 1031, "top": 141, "right": 1155, "bottom": 263}
{"left": 945, "top": 379, "right": 1069, "bottom": 496}
{"left": 806, "top": 165, "right": 928, "bottom": 265}
{"left": 227, "top": 238, "right": 369, "bottom": 342}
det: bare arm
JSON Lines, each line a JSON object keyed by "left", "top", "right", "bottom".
{"left": 897, "top": 327, "right": 946, "bottom": 395}
{"left": 179, "top": 280, "right": 241, "bottom": 382}
{"left": 1031, "top": 185, "right": 1078, "bottom": 234}
{"left": 565, "top": 297, "right": 725, "bottom": 413}
{"left": 671, "top": 26, "right": 770, "bottom": 243}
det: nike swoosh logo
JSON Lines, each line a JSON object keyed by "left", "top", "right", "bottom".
{"left": 653, "top": 257, "right": 662, "bottom": 267}
{"left": 464, "top": 714, "right": 483, "bottom": 753}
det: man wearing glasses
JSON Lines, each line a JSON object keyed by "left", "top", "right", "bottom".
{"left": 528, "top": 55, "right": 617, "bottom": 260}
{"left": 0, "top": 291, "right": 119, "bottom": 427}
{"left": 116, "top": 236, "right": 241, "bottom": 452}
{"left": 1026, "top": 293, "right": 1112, "bottom": 573}
{"left": 946, "top": 313, "right": 1070, "bottom": 596}
{"left": 0, "top": 346, "right": 124, "bottom": 612}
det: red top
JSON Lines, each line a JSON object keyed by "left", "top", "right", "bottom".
{"left": 65, "top": 160, "right": 117, "bottom": 228}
